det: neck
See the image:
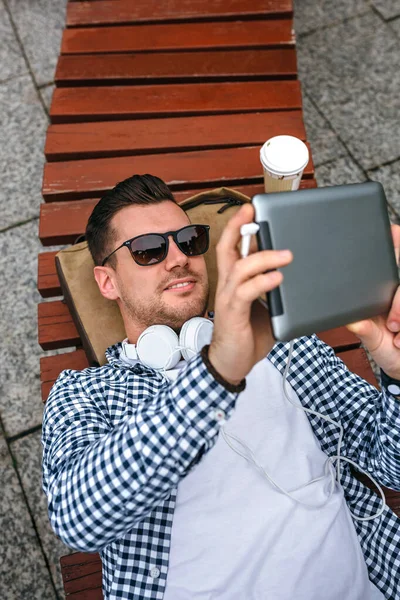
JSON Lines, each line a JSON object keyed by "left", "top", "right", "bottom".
{"left": 123, "top": 310, "right": 211, "bottom": 345}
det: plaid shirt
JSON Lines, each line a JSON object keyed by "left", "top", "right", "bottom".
{"left": 42, "top": 335, "right": 400, "bottom": 600}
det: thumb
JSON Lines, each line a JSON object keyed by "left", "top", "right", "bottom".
{"left": 346, "top": 319, "right": 383, "bottom": 353}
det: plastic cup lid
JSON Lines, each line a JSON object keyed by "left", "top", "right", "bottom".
{"left": 260, "top": 135, "right": 309, "bottom": 176}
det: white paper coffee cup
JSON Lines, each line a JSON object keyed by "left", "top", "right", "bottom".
{"left": 260, "top": 135, "right": 309, "bottom": 192}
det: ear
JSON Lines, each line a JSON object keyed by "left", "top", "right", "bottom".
{"left": 93, "top": 266, "right": 120, "bottom": 301}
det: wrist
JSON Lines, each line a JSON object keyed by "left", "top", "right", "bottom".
{"left": 201, "top": 345, "right": 246, "bottom": 393}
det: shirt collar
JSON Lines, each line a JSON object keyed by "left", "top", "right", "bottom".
{"left": 105, "top": 341, "right": 156, "bottom": 376}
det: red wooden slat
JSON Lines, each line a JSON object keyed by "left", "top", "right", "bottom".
{"left": 38, "top": 251, "right": 60, "bottom": 297}
{"left": 39, "top": 325, "right": 356, "bottom": 398}
{"left": 37, "top": 183, "right": 318, "bottom": 296}
{"left": 60, "top": 551, "right": 101, "bottom": 571}
{"left": 65, "top": 571, "right": 103, "bottom": 595}
{"left": 40, "top": 349, "right": 89, "bottom": 384}
{"left": 67, "top": 0, "right": 293, "bottom": 27}
{"left": 37, "top": 183, "right": 317, "bottom": 295}
{"left": 64, "top": 588, "right": 103, "bottom": 600}
{"left": 38, "top": 180, "right": 317, "bottom": 249}
{"left": 49, "top": 81, "right": 303, "bottom": 124}
{"left": 38, "top": 301, "right": 80, "bottom": 350}
{"left": 39, "top": 201, "right": 95, "bottom": 246}
{"left": 317, "top": 328, "right": 360, "bottom": 353}
{"left": 55, "top": 49, "right": 297, "bottom": 86}
{"left": 61, "top": 20, "right": 295, "bottom": 54}
{"left": 44, "top": 111, "right": 306, "bottom": 161}
{"left": 42, "top": 145, "right": 315, "bottom": 201}
{"left": 318, "top": 329, "right": 360, "bottom": 352}
{"left": 41, "top": 349, "right": 89, "bottom": 401}
{"left": 38, "top": 297, "right": 357, "bottom": 355}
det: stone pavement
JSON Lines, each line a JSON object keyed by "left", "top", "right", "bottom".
{"left": 0, "top": 0, "right": 399, "bottom": 597}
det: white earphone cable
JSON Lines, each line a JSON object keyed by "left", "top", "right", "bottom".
{"left": 221, "top": 340, "right": 386, "bottom": 521}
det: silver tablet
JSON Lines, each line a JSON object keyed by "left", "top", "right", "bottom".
{"left": 252, "top": 182, "right": 399, "bottom": 341}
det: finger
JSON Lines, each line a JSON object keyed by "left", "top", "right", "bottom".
{"left": 228, "top": 249, "right": 293, "bottom": 289}
{"left": 216, "top": 203, "right": 255, "bottom": 277}
{"left": 386, "top": 285, "right": 400, "bottom": 333}
{"left": 235, "top": 233, "right": 259, "bottom": 256}
{"left": 235, "top": 270, "right": 283, "bottom": 305}
{"left": 390, "top": 224, "right": 400, "bottom": 265}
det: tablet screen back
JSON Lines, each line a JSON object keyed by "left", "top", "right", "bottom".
{"left": 252, "top": 182, "right": 399, "bottom": 341}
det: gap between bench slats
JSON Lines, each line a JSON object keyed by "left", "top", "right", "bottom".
{"left": 49, "top": 81, "right": 303, "bottom": 123}
{"left": 42, "top": 145, "right": 314, "bottom": 202}
{"left": 45, "top": 111, "right": 306, "bottom": 162}
{"left": 61, "top": 20, "right": 294, "bottom": 55}
{"left": 55, "top": 49, "right": 297, "bottom": 87}
{"left": 66, "top": 0, "right": 293, "bottom": 28}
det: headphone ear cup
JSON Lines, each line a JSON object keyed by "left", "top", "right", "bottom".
{"left": 180, "top": 317, "right": 214, "bottom": 361}
{"left": 137, "top": 325, "right": 181, "bottom": 370}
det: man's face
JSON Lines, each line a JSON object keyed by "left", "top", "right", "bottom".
{"left": 106, "top": 201, "right": 209, "bottom": 335}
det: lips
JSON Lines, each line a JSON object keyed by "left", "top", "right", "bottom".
{"left": 164, "top": 278, "right": 196, "bottom": 291}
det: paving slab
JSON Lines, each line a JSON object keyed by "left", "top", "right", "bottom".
{"left": 0, "top": 1, "right": 27, "bottom": 83}
{"left": 0, "top": 220, "right": 71, "bottom": 438}
{"left": 0, "top": 431, "right": 56, "bottom": 599}
{"left": 12, "top": 430, "right": 73, "bottom": 599}
{"left": 302, "top": 92, "right": 347, "bottom": 167}
{"left": 314, "top": 154, "right": 366, "bottom": 187}
{"left": 7, "top": 0, "right": 67, "bottom": 87}
{"left": 390, "top": 16, "right": 400, "bottom": 37}
{"left": 319, "top": 90, "right": 400, "bottom": 171}
{"left": 0, "top": 75, "right": 48, "bottom": 230}
{"left": 293, "top": 0, "right": 369, "bottom": 35}
{"left": 297, "top": 11, "right": 400, "bottom": 170}
{"left": 371, "top": 0, "right": 400, "bottom": 20}
{"left": 0, "top": 220, "right": 57, "bottom": 437}
{"left": 368, "top": 159, "right": 400, "bottom": 220}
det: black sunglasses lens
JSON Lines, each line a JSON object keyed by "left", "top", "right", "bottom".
{"left": 130, "top": 234, "right": 166, "bottom": 265}
{"left": 177, "top": 225, "right": 209, "bottom": 256}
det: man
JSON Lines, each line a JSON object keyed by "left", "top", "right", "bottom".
{"left": 42, "top": 174, "right": 400, "bottom": 600}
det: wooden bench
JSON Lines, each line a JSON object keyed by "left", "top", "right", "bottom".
{"left": 38, "top": 1, "right": 399, "bottom": 597}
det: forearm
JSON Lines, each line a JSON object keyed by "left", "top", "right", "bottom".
{"left": 43, "top": 353, "right": 240, "bottom": 552}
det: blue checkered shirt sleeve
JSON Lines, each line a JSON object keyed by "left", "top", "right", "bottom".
{"left": 312, "top": 337, "right": 400, "bottom": 490}
{"left": 42, "top": 353, "right": 239, "bottom": 552}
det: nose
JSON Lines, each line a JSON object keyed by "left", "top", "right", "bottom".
{"left": 164, "top": 235, "right": 189, "bottom": 270}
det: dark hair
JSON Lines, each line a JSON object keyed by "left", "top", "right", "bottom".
{"left": 86, "top": 174, "right": 176, "bottom": 267}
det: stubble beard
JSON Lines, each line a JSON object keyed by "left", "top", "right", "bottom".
{"left": 121, "top": 277, "right": 210, "bottom": 333}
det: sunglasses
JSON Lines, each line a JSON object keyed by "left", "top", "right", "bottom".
{"left": 102, "top": 224, "right": 210, "bottom": 267}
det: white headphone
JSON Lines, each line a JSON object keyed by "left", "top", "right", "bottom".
{"left": 122, "top": 316, "right": 214, "bottom": 371}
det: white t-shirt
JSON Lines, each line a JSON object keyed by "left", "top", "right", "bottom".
{"left": 164, "top": 357, "right": 384, "bottom": 600}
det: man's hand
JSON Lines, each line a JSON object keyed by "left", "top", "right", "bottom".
{"left": 208, "top": 203, "right": 293, "bottom": 385}
{"left": 346, "top": 224, "right": 400, "bottom": 380}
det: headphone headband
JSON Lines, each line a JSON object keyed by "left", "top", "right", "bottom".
{"left": 123, "top": 317, "right": 213, "bottom": 371}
